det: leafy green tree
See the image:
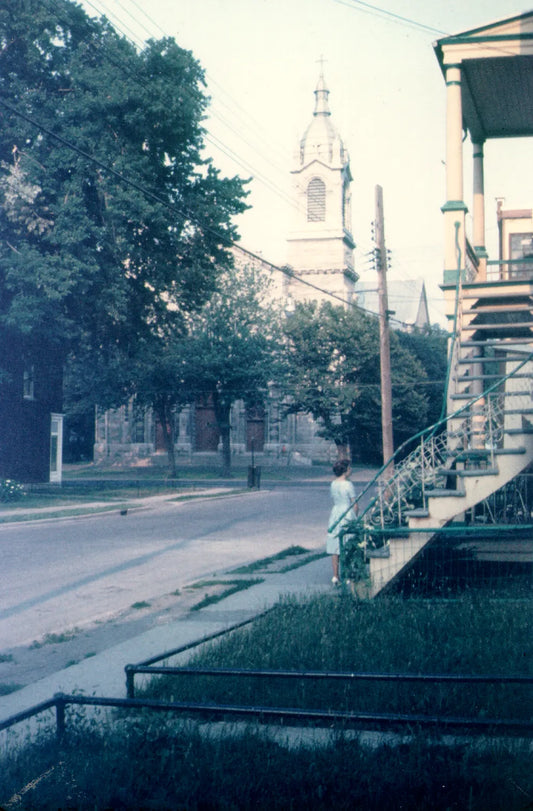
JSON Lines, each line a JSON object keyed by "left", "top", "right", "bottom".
{"left": 0, "top": 0, "right": 247, "bottom": 397}
{"left": 397, "top": 324, "right": 449, "bottom": 426}
{"left": 179, "top": 260, "right": 283, "bottom": 477}
{"left": 282, "top": 301, "right": 430, "bottom": 464}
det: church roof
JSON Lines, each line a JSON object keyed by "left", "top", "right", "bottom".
{"left": 355, "top": 279, "right": 430, "bottom": 331}
{"left": 299, "top": 71, "right": 349, "bottom": 169}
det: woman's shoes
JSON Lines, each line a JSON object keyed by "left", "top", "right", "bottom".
{"left": 331, "top": 576, "right": 339, "bottom": 585}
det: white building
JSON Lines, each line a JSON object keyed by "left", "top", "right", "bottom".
{"left": 287, "top": 70, "right": 358, "bottom": 305}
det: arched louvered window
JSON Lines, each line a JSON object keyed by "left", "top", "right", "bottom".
{"left": 307, "top": 177, "right": 325, "bottom": 222}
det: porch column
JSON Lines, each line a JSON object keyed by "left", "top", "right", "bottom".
{"left": 442, "top": 64, "right": 467, "bottom": 284}
{"left": 472, "top": 140, "right": 488, "bottom": 280}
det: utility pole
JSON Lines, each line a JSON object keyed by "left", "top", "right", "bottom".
{"left": 374, "top": 185, "right": 394, "bottom": 473}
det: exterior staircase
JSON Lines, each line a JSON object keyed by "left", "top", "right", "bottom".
{"left": 350, "top": 275, "right": 533, "bottom": 595}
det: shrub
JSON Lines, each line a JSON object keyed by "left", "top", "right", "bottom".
{"left": 0, "top": 479, "right": 25, "bottom": 502}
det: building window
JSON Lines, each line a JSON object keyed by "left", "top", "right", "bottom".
{"left": 132, "top": 409, "right": 146, "bottom": 443}
{"left": 23, "top": 364, "right": 35, "bottom": 400}
{"left": 307, "top": 178, "right": 325, "bottom": 222}
{"left": 510, "top": 233, "right": 533, "bottom": 277}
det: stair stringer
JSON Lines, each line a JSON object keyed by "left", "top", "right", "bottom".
{"left": 368, "top": 434, "right": 533, "bottom": 596}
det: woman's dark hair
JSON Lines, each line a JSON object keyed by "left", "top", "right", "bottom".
{"left": 333, "top": 459, "right": 350, "bottom": 477}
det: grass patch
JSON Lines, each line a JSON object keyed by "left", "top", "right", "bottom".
{"left": 1, "top": 589, "right": 531, "bottom": 810}
{"left": 131, "top": 601, "right": 151, "bottom": 610}
{"left": 0, "top": 713, "right": 530, "bottom": 809}
{"left": 0, "top": 654, "right": 14, "bottom": 664}
{"left": 190, "top": 579, "right": 263, "bottom": 611}
{"left": 0, "top": 683, "right": 21, "bottom": 696}
{"left": 277, "top": 550, "right": 327, "bottom": 572}
{"left": 29, "top": 630, "right": 79, "bottom": 649}
{"left": 145, "top": 592, "right": 533, "bottom": 721}
{"left": 231, "top": 545, "right": 310, "bottom": 574}
{"left": 0, "top": 504, "right": 131, "bottom": 524}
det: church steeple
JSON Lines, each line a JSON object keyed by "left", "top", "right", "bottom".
{"left": 313, "top": 70, "right": 331, "bottom": 117}
{"left": 299, "top": 69, "right": 348, "bottom": 169}
{"left": 287, "top": 67, "right": 357, "bottom": 305}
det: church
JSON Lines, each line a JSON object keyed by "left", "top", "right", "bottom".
{"left": 93, "top": 71, "right": 426, "bottom": 467}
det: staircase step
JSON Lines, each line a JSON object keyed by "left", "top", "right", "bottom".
{"left": 462, "top": 324, "right": 533, "bottom": 333}
{"left": 366, "top": 546, "right": 391, "bottom": 558}
{"left": 465, "top": 304, "right": 533, "bottom": 314}
{"left": 404, "top": 508, "right": 429, "bottom": 518}
{"left": 457, "top": 354, "right": 532, "bottom": 363}
{"left": 450, "top": 389, "right": 530, "bottom": 400}
{"left": 455, "top": 467, "right": 499, "bottom": 477}
{"left": 460, "top": 338, "right": 533, "bottom": 346}
{"left": 453, "top": 449, "right": 491, "bottom": 462}
{"left": 452, "top": 376, "right": 531, "bottom": 383}
{"left": 426, "top": 488, "right": 465, "bottom": 497}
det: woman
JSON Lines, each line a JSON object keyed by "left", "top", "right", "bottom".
{"left": 327, "top": 459, "right": 357, "bottom": 584}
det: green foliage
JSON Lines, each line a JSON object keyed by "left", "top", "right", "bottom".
{"left": 282, "top": 301, "right": 431, "bottom": 463}
{"left": 175, "top": 260, "right": 283, "bottom": 475}
{"left": 397, "top": 324, "right": 449, "bottom": 424}
{"left": 0, "top": 478, "right": 25, "bottom": 502}
{"left": 0, "top": 0, "right": 248, "bottom": 397}
{"left": 1, "top": 720, "right": 530, "bottom": 810}
{"left": 0, "top": 593, "right": 531, "bottom": 808}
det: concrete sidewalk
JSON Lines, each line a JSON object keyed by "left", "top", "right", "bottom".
{"left": 0, "top": 555, "right": 332, "bottom": 732}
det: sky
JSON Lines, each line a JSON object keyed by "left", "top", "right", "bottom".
{"left": 79, "top": 0, "right": 532, "bottom": 325}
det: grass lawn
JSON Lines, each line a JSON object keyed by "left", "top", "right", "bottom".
{"left": 1, "top": 589, "right": 531, "bottom": 809}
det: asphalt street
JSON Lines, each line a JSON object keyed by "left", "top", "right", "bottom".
{"left": 0, "top": 484, "right": 331, "bottom": 652}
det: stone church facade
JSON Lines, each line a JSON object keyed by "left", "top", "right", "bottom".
{"left": 94, "top": 72, "right": 358, "bottom": 466}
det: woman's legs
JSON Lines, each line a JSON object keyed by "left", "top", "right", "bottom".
{"left": 331, "top": 553, "right": 339, "bottom": 582}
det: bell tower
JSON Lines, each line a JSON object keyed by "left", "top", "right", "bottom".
{"left": 286, "top": 69, "right": 357, "bottom": 304}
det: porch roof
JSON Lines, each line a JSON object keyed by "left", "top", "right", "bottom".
{"left": 434, "top": 11, "right": 533, "bottom": 142}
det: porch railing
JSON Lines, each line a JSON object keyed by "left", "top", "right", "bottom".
{"left": 336, "top": 351, "right": 533, "bottom": 555}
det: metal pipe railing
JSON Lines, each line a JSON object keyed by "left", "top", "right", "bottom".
{"left": 2, "top": 685, "right": 532, "bottom": 745}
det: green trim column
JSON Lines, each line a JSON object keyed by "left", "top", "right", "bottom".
{"left": 473, "top": 140, "right": 487, "bottom": 280}
{"left": 442, "top": 64, "right": 467, "bottom": 284}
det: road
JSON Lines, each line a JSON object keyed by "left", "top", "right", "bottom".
{"left": 0, "top": 484, "right": 330, "bottom": 652}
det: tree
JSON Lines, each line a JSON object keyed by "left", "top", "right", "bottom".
{"left": 282, "top": 301, "right": 430, "bottom": 464}
{"left": 126, "top": 330, "right": 191, "bottom": 478}
{"left": 179, "top": 260, "right": 283, "bottom": 477}
{"left": 397, "top": 324, "right": 449, "bottom": 427}
{"left": 0, "top": 0, "right": 248, "bottom": 397}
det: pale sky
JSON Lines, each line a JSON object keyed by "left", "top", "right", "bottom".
{"left": 79, "top": 0, "right": 532, "bottom": 324}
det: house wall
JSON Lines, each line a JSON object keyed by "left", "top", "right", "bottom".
{"left": 0, "top": 336, "right": 63, "bottom": 482}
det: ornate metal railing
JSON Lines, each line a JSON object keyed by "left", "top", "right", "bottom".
{"left": 336, "top": 352, "right": 533, "bottom": 567}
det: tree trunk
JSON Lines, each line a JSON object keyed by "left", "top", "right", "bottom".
{"left": 213, "top": 394, "right": 232, "bottom": 477}
{"left": 156, "top": 401, "right": 177, "bottom": 478}
{"left": 220, "top": 421, "right": 231, "bottom": 477}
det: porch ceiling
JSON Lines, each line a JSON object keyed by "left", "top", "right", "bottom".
{"left": 461, "top": 56, "right": 533, "bottom": 141}
{"left": 435, "top": 11, "right": 533, "bottom": 142}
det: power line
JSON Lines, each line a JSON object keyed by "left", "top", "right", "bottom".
{"left": 332, "top": 0, "right": 446, "bottom": 35}
{"left": 0, "top": 94, "right": 385, "bottom": 321}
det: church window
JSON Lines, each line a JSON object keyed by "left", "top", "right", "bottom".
{"left": 307, "top": 178, "right": 325, "bottom": 222}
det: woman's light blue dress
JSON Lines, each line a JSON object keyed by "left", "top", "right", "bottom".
{"left": 326, "top": 479, "right": 356, "bottom": 555}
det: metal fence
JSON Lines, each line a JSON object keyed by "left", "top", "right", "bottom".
{"left": 2, "top": 682, "right": 532, "bottom": 746}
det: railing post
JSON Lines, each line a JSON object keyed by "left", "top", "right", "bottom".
{"left": 487, "top": 396, "right": 495, "bottom": 466}
{"left": 125, "top": 665, "right": 135, "bottom": 699}
{"left": 54, "top": 693, "right": 66, "bottom": 744}
{"left": 421, "top": 436, "right": 426, "bottom": 504}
